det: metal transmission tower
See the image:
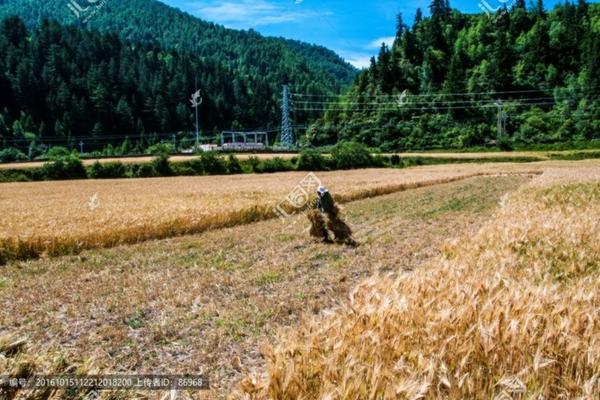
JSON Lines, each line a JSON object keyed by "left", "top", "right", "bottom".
{"left": 281, "top": 85, "right": 294, "bottom": 147}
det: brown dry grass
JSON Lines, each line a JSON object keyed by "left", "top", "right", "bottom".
{"left": 0, "top": 164, "right": 542, "bottom": 264}
{"left": 0, "top": 175, "right": 531, "bottom": 399}
{"left": 234, "top": 164, "right": 600, "bottom": 399}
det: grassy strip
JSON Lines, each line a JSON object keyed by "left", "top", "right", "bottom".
{"left": 547, "top": 150, "right": 600, "bottom": 160}
{"left": 0, "top": 153, "right": 545, "bottom": 183}
{"left": 398, "top": 156, "right": 544, "bottom": 167}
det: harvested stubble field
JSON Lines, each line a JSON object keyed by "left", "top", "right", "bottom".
{"left": 0, "top": 160, "right": 598, "bottom": 400}
{"left": 0, "top": 164, "right": 541, "bottom": 264}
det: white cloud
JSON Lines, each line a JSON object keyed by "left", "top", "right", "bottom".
{"left": 187, "top": 0, "right": 332, "bottom": 27}
{"left": 367, "top": 36, "right": 395, "bottom": 49}
{"left": 336, "top": 51, "right": 373, "bottom": 69}
{"left": 346, "top": 56, "right": 372, "bottom": 69}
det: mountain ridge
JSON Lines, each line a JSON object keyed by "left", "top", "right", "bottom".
{"left": 0, "top": 0, "right": 356, "bottom": 85}
{"left": 0, "top": 0, "right": 357, "bottom": 142}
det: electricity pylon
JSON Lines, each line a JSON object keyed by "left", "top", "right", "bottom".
{"left": 281, "top": 85, "right": 294, "bottom": 147}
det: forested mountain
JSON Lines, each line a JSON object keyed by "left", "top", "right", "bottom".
{"left": 0, "top": 0, "right": 356, "bottom": 153}
{"left": 306, "top": 0, "right": 600, "bottom": 150}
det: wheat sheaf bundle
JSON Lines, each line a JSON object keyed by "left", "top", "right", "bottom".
{"left": 234, "top": 173, "right": 600, "bottom": 399}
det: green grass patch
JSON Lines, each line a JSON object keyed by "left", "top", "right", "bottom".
{"left": 399, "top": 156, "right": 544, "bottom": 168}
{"left": 0, "top": 278, "right": 9, "bottom": 289}
{"left": 216, "top": 317, "right": 246, "bottom": 340}
{"left": 548, "top": 150, "right": 600, "bottom": 161}
{"left": 124, "top": 311, "right": 145, "bottom": 329}
{"left": 256, "top": 271, "right": 281, "bottom": 286}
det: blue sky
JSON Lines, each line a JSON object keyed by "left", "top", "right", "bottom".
{"left": 160, "top": 0, "right": 585, "bottom": 68}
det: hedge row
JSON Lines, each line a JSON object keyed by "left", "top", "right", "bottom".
{"left": 0, "top": 141, "right": 563, "bottom": 183}
{"left": 0, "top": 142, "right": 378, "bottom": 182}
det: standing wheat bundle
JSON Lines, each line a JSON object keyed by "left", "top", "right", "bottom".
{"left": 308, "top": 187, "right": 356, "bottom": 246}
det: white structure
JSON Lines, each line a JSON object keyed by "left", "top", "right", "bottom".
{"left": 220, "top": 131, "right": 269, "bottom": 151}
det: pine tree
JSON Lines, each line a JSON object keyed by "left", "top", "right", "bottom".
{"left": 414, "top": 8, "right": 423, "bottom": 29}
{"left": 1, "top": 16, "right": 27, "bottom": 47}
{"left": 115, "top": 97, "right": 133, "bottom": 133}
{"left": 395, "top": 13, "right": 405, "bottom": 41}
{"left": 430, "top": 0, "right": 450, "bottom": 19}
{"left": 536, "top": 0, "right": 546, "bottom": 18}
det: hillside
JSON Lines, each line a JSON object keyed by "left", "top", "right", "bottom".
{"left": 0, "top": 0, "right": 356, "bottom": 86}
{"left": 0, "top": 0, "right": 356, "bottom": 152}
{"left": 305, "top": 0, "right": 600, "bottom": 150}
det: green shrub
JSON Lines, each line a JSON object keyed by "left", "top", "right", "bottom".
{"left": 516, "top": 110, "right": 553, "bottom": 144}
{"left": 87, "top": 161, "right": 127, "bottom": 179}
{"left": 146, "top": 143, "right": 174, "bottom": 156}
{"left": 371, "top": 155, "right": 387, "bottom": 167}
{"left": 0, "top": 148, "right": 27, "bottom": 163}
{"left": 245, "top": 156, "right": 261, "bottom": 173}
{"left": 39, "top": 154, "right": 87, "bottom": 180}
{"left": 497, "top": 136, "right": 514, "bottom": 151}
{"left": 43, "top": 146, "right": 72, "bottom": 161}
{"left": 257, "top": 157, "right": 294, "bottom": 173}
{"left": 150, "top": 154, "right": 173, "bottom": 176}
{"left": 199, "top": 151, "right": 228, "bottom": 174}
{"left": 390, "top": 154, "right": 402, "bottom": 166}
{"left": 184, "top": 158, "right": 204, "bottom": 175}
{"left": 297, "top": 149, "right": 329, "bottom": 171}
{"left": 0, "top": 169, "right": 33, "bottom": 182}
{"left": 131, "top": 163, "right": 156, "bottom": 178}
{"left": 226, "top": 154, "right": 243, "bottom": 174}
{"left": 171, "top": 164, "right": 196, "bottom": 176}
{"left": 331, "top": 141, "right": 373, "bottom": 169}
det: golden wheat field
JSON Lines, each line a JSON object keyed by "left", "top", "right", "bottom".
{"left": 234, "top": 162, "right": 600, "bottom": 400}
{"left": 0, "top": 163, "right": 543, "bottom": 264}
{"left": 0, "top": 160, "right": 598, "bottom": 400}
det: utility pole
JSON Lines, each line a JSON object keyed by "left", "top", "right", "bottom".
{"left": 281, "top": 85, "right": 294, "bottom": 148}
{"left": 494, "top": 99, "right": 505, "bottom": 139}
{"left": 195, "top": 78, "right": 199, "bottom": 149}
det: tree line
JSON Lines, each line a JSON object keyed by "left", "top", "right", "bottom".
{"left": 307, "top": 0, "right": 600, "bottom": 150}
{"left": 0, "top": 9, "right": 354, "bottom": 159}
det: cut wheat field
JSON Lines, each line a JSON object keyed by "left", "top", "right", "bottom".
{"left": 0, "top": 163, "right": 542, "bottom": 264}
{"left": 0, "top": 173, "right": 533, "bottom": 399}
{"left": 0, "top": 160, "right": 598, "bottom": 400}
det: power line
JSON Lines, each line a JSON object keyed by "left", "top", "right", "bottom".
{"left": 293, "top": 95, "right": 578, "bottom": 106}
{"left": 294, "top": 95, "right": 600, "bottom": 112}
{"left": 291, "top": 85, "right": 600, "bottom": 99}
{"left": 299, "top": 111, "right": 600, "bottom": 132}
{"left": 294, "top": 101, "right": 581, "bottom": 112}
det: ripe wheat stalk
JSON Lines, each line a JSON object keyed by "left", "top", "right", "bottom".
{"left": 233, "top": 168, "right": 600, "bottom": 399}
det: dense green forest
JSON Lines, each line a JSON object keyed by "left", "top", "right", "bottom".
{"left": 305, "top": 0, "right": 600, "bottom": 150}
{"left": 0, "top": 0, "right": 598, "bottom": 158}
{"left": 0, "top": 0, "right": 355, "bottom": 157}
